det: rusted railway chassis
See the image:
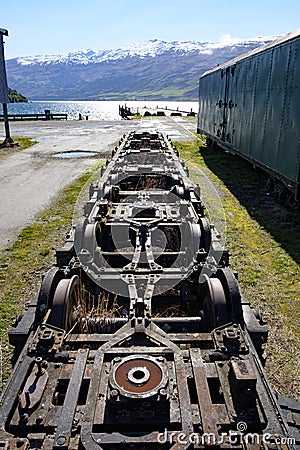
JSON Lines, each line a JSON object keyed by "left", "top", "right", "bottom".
{"left": 0, "top": 131, "right": 298, "bottom": 449}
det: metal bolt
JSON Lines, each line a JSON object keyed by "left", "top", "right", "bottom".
{"left": 35, "top": 357, "right": 44, "bottom": 375}
{"left": 56, "top": 436, "right": 67, "bottom": 446}
{"left": 110, "top": 389, "right": 118, "bottom": 398}
{"left": 159, "top": 388, "right": 168, "bottom": 398}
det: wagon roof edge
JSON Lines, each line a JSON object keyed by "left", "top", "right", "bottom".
{"left": 200, "top": 28, "right": 300, "bottom": 78}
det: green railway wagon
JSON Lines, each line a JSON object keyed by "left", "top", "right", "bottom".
{"left": 197, "top": 29, "right": 300, "bottom": 203}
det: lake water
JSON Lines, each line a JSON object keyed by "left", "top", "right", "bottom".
{"left": 6, "top": 100, "right": 199, "bottom": 121}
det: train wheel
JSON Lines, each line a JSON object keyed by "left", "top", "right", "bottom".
{"left": 37, "top": 268, "right": 65, "bottom": 321}
{"left": 74, "top": 217, "right": 88, "bottom": 254}
{"left": 215, "top": 268, "right": 243, "bottom": 324}
{"left": 75, "top": 219, "right": 102, "bottom": 262}
{"left": 199, "top": 217, "right": 211, "bottom": 252}
{"left": 48, "top": 275, "right": 81, "bottom": 331}
{"left": 200, "top": 274, "right": 229, "bottom": 331}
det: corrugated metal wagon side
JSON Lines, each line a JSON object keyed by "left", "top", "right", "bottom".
{"left": 197, "top": 29, "right": 300, "bottom": 202}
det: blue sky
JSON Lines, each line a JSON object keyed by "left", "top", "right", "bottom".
{"left": 2, "top": 0, "right": 300, "bottom": 59}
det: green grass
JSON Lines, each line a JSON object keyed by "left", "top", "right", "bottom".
{"left": 13, "top": 136, "right": 38, "bottom": 149}
{"left": 0, "top": 136, "right": 38, "bottom": 159}
{"left": 175, "top": 137, "right": 300, "bottom": 398}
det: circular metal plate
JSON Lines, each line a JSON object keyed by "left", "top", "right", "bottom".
{"left": 115, "top": 359, "right": 162, "bottom": 394}
{"left": 110, "top": 355, "right": 166, "bottom": 398}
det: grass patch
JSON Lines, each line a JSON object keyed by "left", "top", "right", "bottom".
{"left": 0, "top": 158, "right": 105, "bottom": 387}
{"left": 13, "top": 136, "right": 38, "bottom": 149}
{"left": 175, "top": 137, "right": 300, "bottom": 399}
{"left": 0, "top": 136, "right": 38, "bottom": 159}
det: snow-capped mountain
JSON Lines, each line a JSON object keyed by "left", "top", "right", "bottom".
{"left": 7, "top": 36, "right": 279, "bottom": 100}
{"left": 15, "top": 36, "right": 279, "bottom": 66}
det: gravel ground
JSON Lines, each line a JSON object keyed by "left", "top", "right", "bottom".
{"left": 0, "top": 117, "right": 197, "bottom": 252}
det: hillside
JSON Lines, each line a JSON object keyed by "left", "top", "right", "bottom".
{"left": 8, "top": 88, "right": 28, "bottom": 103}
{"left": 6, "top": 36, "right": 278, "bottom": 101}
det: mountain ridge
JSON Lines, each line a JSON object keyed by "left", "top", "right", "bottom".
{"left": 13, "top": 36, "right": 280, "bottom": 65}
{"left": 6, "top": 36, "right": 280, "bottom": 101}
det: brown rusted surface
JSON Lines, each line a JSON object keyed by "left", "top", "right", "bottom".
{"left": 190, "top": 348, "right": 219, "bottom": 437}
{"left": 114, "top": 358, "right": 162, "bottom": 394}
{"left": 19, "top": 359, "right": 48, "bottom": 412}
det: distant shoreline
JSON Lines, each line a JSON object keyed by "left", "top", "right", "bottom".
{"left": 5, "top": 100, "right": 199, "bottom": 121}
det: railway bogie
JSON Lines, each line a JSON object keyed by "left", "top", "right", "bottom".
{"left": 1, "top": 130, "right": 299, "bottom": 449}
